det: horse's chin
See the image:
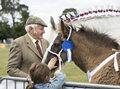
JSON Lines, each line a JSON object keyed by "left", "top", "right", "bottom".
{"left": 50, "top": 60, "right": 67, "bottom": 78}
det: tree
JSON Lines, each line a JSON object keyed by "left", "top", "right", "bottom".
{"left": 0, "top": 21, "right": 11, "bottom": 40}
{"left": 0, "top": 11, "right": 11, "bottom": 40}
{"left": 12, "top": 10, "right": 30, "bottom": 39}
{"left": 59, "top": 8, "right": 78, "bottom": 19}
{"left": 0, "top": 0, "right": 30, "bottom": 39}
{"left": 1, "top": 0, "right": 29, "bottom": 26}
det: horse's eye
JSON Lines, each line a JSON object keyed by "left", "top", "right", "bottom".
{"left": 54, "top": 43, "right": 60, "bottom": 47}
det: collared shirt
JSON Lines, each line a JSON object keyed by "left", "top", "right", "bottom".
{"left": 27, "top": 33, "right": 43, "bottom": 53}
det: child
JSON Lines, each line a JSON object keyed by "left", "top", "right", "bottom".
{"left": 26, "top": 57, "right": 66, "bottom": 89}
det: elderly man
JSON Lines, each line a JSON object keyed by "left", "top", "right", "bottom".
{"left": 7, "top": 16, "right": 49, "bottom": 77}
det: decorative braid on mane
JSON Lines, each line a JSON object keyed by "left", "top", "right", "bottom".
{"left": 61, "top": 6, "right": 120, "bottom": 44}
{"left": 61, "top": 5, "right": 120, "bottom": 23}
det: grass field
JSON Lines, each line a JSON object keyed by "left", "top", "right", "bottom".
{"left": 0, "top": 48, "right": 88, "bottom": 83}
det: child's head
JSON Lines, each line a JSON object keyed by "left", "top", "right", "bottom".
{"left": 29, "top": 62, "right": 50, "bottom": 83}
{"left": 26, "top": 62, "right": 50, "bottom": 89}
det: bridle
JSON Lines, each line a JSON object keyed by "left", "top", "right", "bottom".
{"left": 46, "top": 25, "right": 72, "bottom": 70}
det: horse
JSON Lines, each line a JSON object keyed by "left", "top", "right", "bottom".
{"left": 42, "top": 6, "right": 120, "bottom": 85}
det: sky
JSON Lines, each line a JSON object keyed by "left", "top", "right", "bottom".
{"left": 19, "top": 0, "right": 120, "bottom": 25}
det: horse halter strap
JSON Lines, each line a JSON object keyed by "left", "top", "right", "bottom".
{"left": 47, "top": 26, "right": 72, "bottom": 71}
{"left": 87, "top": 51, "right": 120, "bottom": 83}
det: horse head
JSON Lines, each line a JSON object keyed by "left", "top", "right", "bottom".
{"left": 42, "top": 20, "right": 72, "bottom": 75}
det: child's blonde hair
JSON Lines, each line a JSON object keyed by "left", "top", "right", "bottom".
{"left": 26, "top": 62, "right": 50, "bottom": 89}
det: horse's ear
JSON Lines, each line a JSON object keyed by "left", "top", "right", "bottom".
{"left": 59, "top": 20, "right": 69, "bottom": 40}
{"left": 60, "top": 20, "right": 65, "bottom": 34}
{"left": 50, "top": 16, "right": 56, "bottom": 30}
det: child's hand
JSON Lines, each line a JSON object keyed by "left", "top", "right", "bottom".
{"left": 54, "top": 70, "right": 60, "bottom": 76}
{"left": 48, "top": 57, "right": 57, "bottom": 70}
{"left": 26, "top": 75, "right": 30, "bottom": 78}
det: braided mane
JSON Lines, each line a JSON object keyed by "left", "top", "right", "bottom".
{"left": 61, "top": 5, "right": 120, "bottom": 23}
{"left": 61, "top": 5, "right": 120, "bottom": 44}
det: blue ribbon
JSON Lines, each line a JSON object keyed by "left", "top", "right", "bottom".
{"left": 62, "top": 40, "right": 73, "bottom": 63}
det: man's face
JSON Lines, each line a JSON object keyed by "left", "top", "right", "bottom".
{"left": 30, "top": 25, "right": 45, "bottom": 40}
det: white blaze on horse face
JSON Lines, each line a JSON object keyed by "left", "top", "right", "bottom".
{"left": 42, "top": 34, "right": 58, "bottom": 63}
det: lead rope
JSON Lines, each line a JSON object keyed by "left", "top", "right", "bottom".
{"left": 47, "top": 26, "right": 72, "bottom": 71}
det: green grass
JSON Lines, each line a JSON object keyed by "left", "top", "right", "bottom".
{"left": 61, "top": 62, "right": 88, "bottom": 83}
{"left": 0, "top": 48, "right": 9, "bottom": 77}
{"left": 0, "top": 48, "right": 88, "bottom": 83}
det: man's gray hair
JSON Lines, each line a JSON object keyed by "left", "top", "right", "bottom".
{"left": 25, "top": 24, "right": 38, "bottom": 33}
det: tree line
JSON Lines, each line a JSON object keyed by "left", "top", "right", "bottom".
{"left": 0, "top": 0, "right": 30, "bottom": 41}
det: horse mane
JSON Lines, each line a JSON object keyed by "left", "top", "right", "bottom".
{"left": 61, "top": 5, "right": 120, "bottom": 44}
{"left": 58, "top": 20, "right": 119, "bottom": 50}
{"left": 59, "top": 5, "right": 120, "bottom": 49}
{"left": 72, "top": 24, "right": 119, "bottom": 49}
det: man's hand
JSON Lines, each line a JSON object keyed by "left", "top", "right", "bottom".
{"left": 48, "top": 57, "right": 57, "bottom": 70}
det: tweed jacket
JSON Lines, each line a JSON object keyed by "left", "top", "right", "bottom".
{"left": 7, "top": 34, "right": 49, "bottom": 77}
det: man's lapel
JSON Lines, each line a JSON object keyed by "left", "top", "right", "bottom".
{"left": 24, "top": 34, "right": 42, "bottom": 59}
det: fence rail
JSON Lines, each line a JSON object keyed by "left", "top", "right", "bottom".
{"left": 0, "top": 76, "right": 120, "bottom": 89}
{"left": 61, "top": 82, "right": 120, "bottom": 89}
